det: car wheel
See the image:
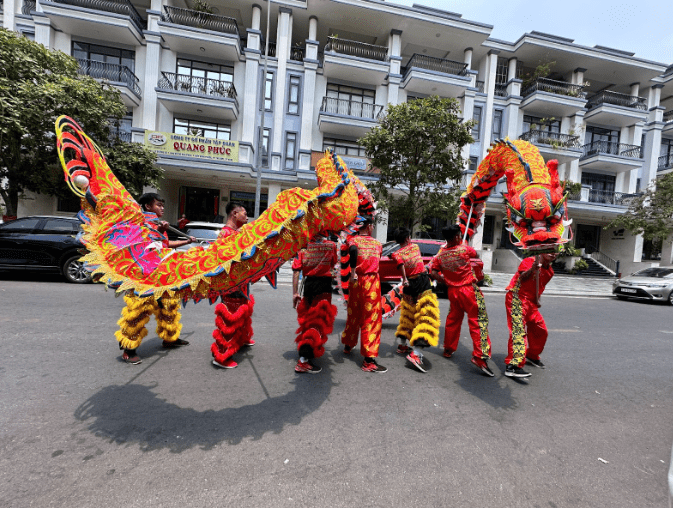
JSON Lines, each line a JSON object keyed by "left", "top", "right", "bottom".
{"left": 615, "top": 295, "right": 627, "bottom": 300}
{"left": 669, "top": 291, "right": 673, "bottom": 306}
{"left": 62, "top": 255, "right": 92, "bottom": 284}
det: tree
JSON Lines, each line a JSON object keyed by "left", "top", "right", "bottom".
{"left": 0, "top": 28, "right": 162, "bottom": 216}
{"left": 358, "top": 95, "right": 473, "bottom": 231}
{"left": 608, "top": 173, "right": 673, "bottom": 242}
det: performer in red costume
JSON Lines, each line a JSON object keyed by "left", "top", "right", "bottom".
{"left": 117, "top": 193, "right": 196, "bottom": 365}
{"left": 291, "top": 233, "right": 339, "bottom": 374}
{"left": 211, "top": 202, "right": 256, "bottom": 369}
{"left": 341, "top": 219, "right": 387, "bottom": 373}
{"left": 504, "top": 252, "right": 557, "bottom": 378}
{"left": 391, "top": 228, "right": 440, "bottom": 373}
{"left": 430, "top": 225, "right": 494, "bottom": 377}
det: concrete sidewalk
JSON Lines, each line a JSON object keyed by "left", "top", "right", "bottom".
{"left": 277, "top": 264, "right": 616, "bottom": 298}
{"left": 480, "top": 271, "right": 615, "bottom": 297}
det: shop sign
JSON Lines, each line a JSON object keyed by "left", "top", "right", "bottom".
{"left": 144, "top": 131, "right": 239, "bottom": 163}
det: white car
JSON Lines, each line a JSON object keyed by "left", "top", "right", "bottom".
{"left": 612, "top": 266, "right": 673, "bottom": 305}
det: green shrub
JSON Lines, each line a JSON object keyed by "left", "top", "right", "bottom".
{"left": 569, "top": 258, "right": 589, "bottom": 274}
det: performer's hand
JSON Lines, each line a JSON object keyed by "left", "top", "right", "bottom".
{"left": 189, "top": 236, "right": 196, "bottom": 243}
{"left": 403, "top": 279, "right": 409, "bottom": 287}
{"left": 157, "top": 221, "right": 169, "bottom": 233}
{"left": 351, "top": 273, "right": 358, "bottom": 282}
{"left": 293, "top": 293, "right": 301, "bottom": 308}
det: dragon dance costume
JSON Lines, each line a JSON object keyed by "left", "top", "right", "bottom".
{"left": 292, "top": 237, "right": 339, "bottom": 368}
{"left": 430, "top": 243, "right": 491, "bottom": 361}
{"left": 505, "top": 256, "right": 554, "bottom": 368}
{"left": 341, "top": 233, "right": 383, "bottom": 361}
{"left": 211, "top": 225, "right": 255, "bottom": 369}
{"left": 115, "top": 211, "right": 184, "bottom": 358}
{"left": 391, "top": 242, "right": 440, "bottom": 351}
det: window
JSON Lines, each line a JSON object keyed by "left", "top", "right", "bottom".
{"left": 523, "top": 115, "right": 560, "bottom": 134}
{"left": 472, "top": 106, "right": 482, "bottom": 140}
{"left": 660, "top": 138, "right": 673, "bottom": 157}
{"left": 0, "top": 218, "right": 40, "bottom": 231}
{"left": 581, "top": 172, "right": 616, "bottom": 203}
{"left": 42, "top": 218, "right": 77, "bottom": 233}
{"left": 322, "top": 137, "right": 367, "bottom": 158}
{"left": 468, "top": 156, "right": 479, "bottom": 172}
{"left": 72, "top": 41, "right": 135, "bottom": 73}
{"left": 287, "top": 76, "right": 301, "bottom": 115}
{"left": 261, "top": 128, "right": 270, "bottom": 167}
{"left": 325, "top": 83, "right": 376, "bottom": 118}
{"left": 585, "top": 126, "right": 619, "bottom": 144}
{"left": 263, "top": 72, "right": 273, "bottom": 110}
{"left": 174, "top": 118, "right": 231, "bottom": 140}
{"left": 230, "top": 191, "right": 268, "bottom": 216}
{"left": 109, "top": 112, "right": 133, "bottom": 143}
{"left": 482, "top": 215, "right": 495, "bottom": 245}
{"left": 496, "top": 57, "right": 509, "bottom": 85}
{"left": 176, "top": 59, "right": 233, "bottom": 95}
{"left": 492, "top": 110, "right": 503, "bottom": 140}
{"left": 177, "top": 59, "right": 233, "bottom": 83}
{"left": 285, "top": 132, "right": 297, "bottom": 170}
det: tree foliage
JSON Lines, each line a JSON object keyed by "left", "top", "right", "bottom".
{"left": 0, "top": 28, "right": 162, "bottom": 216}
{"left": 358, "top": 96, "right": 473, "bottom": 231}
{"left": 608, "top": 172, "right": 673, "bottom": 241}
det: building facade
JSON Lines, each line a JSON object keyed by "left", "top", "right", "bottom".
{"left": 3, "top": 0, "right": 672, "bottom": 272}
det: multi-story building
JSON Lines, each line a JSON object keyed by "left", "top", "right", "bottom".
{"left": 3, "top": 0, "right": 672, "bottom": 274}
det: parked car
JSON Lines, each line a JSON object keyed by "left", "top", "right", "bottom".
{"left": 0, "top": 215, "right": 91, "bottom": 283}
{"left": 180, "top": 222, "right": 224, "bottom": 243}
{"left": 612, "top": 266, "right": 673, "bottom": 305}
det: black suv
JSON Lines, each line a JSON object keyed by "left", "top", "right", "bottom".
{"left": 0, "top": 216, "right": 91, "bottom": 283}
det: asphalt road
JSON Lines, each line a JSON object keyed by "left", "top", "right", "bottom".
{"left": 0, "top": 273, "right": 672, "bottom": 507}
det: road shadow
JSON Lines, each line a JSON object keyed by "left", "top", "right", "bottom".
{"left": 74, "top": 354, "right": 336, "bottom": 453}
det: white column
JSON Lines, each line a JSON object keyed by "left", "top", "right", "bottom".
{"left": 463, "top": 47, "right": 473, "bottom": 68}
{"left": 141, "top": 34, "right": 162, "bottom": 130}
{"left": 33, "top": 14, "right": 52, "bottom": 48}
{"left": 267, "top": 182, "right": 281, "bottom": 206}
{"left": 4, "top": 0, "right": 16, "bottom": 31}
{"left": 572, "top": 67, "right": 586, "bottom": 86}
{"left": 271, "top": 7, "right": 292, "bottom": 170}
{"left": 298, "top": 17, "right": 319, "bottom": 170}
{"left": 630, "top": 82, "right": 640, "bottom": 98}
{"left": 374, "top": 210, "right": 389, "bottom": 243}
{"left": 386, "top": 29, "right": 402, "bottom": 106}
{"left": 460, "top": 91, "right": 475, "bottom": 165}
{"left": 480, "top": 50, "right": 499, "bottom": 158}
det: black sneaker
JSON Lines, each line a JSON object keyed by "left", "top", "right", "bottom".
{"left": 505, "top": 364, "right": 532, "bottom": 378}
{"left": 361, "top": 359, "right": 387, "bottom": 373}
{"left": 526, "top": 357, "right": 545, "bottom": 369}
{"left": 471, "top": 356, "right": 495, "bottom": 377}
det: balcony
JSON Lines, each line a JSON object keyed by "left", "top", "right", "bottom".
{"left": 579, "top": 140, "right": 643, "bottom": 172}
{"left": 322, "top": 36, "right": 389, "bottom": 86}
{"left": 159, "top": 6, "right": 241, "bottom": 62}
{"left": 520, "top": 78, "right": 587, "bottom": 117}
{"left": 156, "top": 72, "right": 239, "bottom": 120}
{"left": 519, "top": 130, "right": 582, "bottom": 164}
{"left": 261, "top": 42, "right": 304, "bottom": 62}
{"left": 584, "top": 90, "right": 648, "bottom": 128}
{"left": 494, "top": 83, "right": 507, "bottom": 97}
{"left": 663, "top": 110, "right": 673, "bottom": 135}
{"left": 401, "top": 54, "right": 471, "bottom": 97}
{"left": 76, "top": 58, "right": 141, "bottom": 107}
{"left": 318, "top": 97, "right": 382, "bottom": 137}
{"left": 22, "top": 0, "right": 35, "bottom": 14}
{"left": 658, "top": 154, "right": 673, "bottom": 175}
{"left": 568, "top": 189, "right": 641, "bottom": 207}
{"left": 40, "top": 0, "right": 145, "bottom": 46}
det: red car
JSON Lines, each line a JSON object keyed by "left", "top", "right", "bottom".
{"left": 380, "top": 239, "right": 485, "bottom": 290}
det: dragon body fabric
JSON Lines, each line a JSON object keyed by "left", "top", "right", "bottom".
{"left": 55, "top": 116, "right": 361, "bottom": 302}
{"left": 457, "top": 138, "right": 570, "bottom": 252}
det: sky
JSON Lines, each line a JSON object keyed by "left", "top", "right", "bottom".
{"left": 396, "top": 0, "right": 673, "bottom": 65}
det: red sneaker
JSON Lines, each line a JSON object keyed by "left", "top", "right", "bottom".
{"left": 406, "top": 352, "right": 426, "bottom": 373}
{"left": 122, "top": 350, "right": 142, "bottom": 365}
{"left": 212, "top": 358, "right": 237, "bottom": 369}
{"left": 361, "top": 359, "right": 387, "bottom": 373}
{"left": 343, "top": 345, "right": 353, "bottom": 355}
{"left": 471, "top": 356, "right": 494, "bottom": 377}
{"left": 295, "top": 360, "right": 322, "bottom": 374}
{"left": 443, "top": 349, "right": 454, "bottom": 359}
{"left": 396, "top": 344, "right": 412, "bottom": 355}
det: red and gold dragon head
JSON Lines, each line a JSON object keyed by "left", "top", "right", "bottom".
{"left": 458, "top": 139, "right": 570, "bottom": 252}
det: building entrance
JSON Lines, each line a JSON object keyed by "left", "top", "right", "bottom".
{"left": 179, "top": 186, "right": 220, "bottom": 223}
{"left": 575, "top": 224, "right": 602, "bottom": 254}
